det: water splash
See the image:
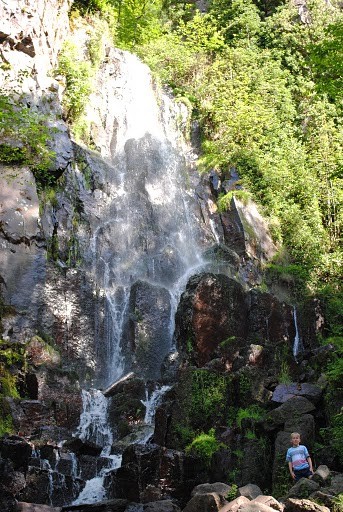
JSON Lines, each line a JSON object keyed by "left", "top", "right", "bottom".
{"left": 142, "top": 385, "right": 172, "bottom": 425}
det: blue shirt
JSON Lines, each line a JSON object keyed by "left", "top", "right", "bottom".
{"left": 286, "top": 445, "right": 310, "bottom": 471}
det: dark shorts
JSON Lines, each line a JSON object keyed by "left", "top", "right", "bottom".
{"left": 294, "top": 467, "right": 313, "bottom": 482}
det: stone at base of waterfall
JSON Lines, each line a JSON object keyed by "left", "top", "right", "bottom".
{"left": 238, "top": 484, "right": 262, "bottom": 500}
{"left": 264, "top": 397, "right": 316, "bottom": 430}
{"left": 311, "top": 465, "right": 331, "bottom": 486}
{"left": 143, "top": 500, "right": 181, "bottom": 512}
{"left": 283, "top": 498, "right": 330, "bottom": 512}
{"left": 0, "top": 436, "right": 33, "bottom": 471}
{"left": 17, "top": 503, "right": 62, "bottom": 512}
{"left": 219, "top": 496, "right": 250, "bottom": 512}
{"left": 60, "top": 498, "right": 128, "bottom": 511}
{"left": 286, "top": 478, "right": 320, "bottom": 499}
{"left": 321, "top": 472, "right": 343, "bottom": 495}
{"left": 191, "top": 482, "right": 232, "bottom": 499}
{"left": 272, "top": 384, "right": 322, "bottom": 404}
{"left": 253, "top": 496, "right": 284, "bottom": 511}
{"left": 309, "top": 491, "right": 336, "bottom": 509}
{"left": 236, "top": 502, "right": 282, "bottom": 512}
{"left": 183, "top": 492, "right": 228, "bottom": 512}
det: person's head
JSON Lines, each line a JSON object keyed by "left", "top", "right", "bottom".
{"left": 290, "top": 432, "right": 301, "bottom": 447}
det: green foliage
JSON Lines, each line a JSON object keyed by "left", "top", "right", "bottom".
{"left": 189, "top": 370, "right": 228, "bottom": 428}
{"left": 185, "top": 428, "right": 222, "bottom": 465}
{"left": 55, "top": 41, "right": 93, "bottom": 123}
{"left": 0, "top": 94, "right": 55, "bottom": 187}
{"left": 236, "top": 404, "right": 264, "bottom": 428}
{"left": 225, "top": 483, "right": 238, "bottom": 502}
{"left": 332, "top": 493, "right": 343, "bottom": 512}
{"left": 279, "top": 360, "right": 292, "bottom": 384}
{"left": 217, "top": 190, "right": 252, "bottom": 212}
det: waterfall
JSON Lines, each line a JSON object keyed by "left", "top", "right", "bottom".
{"left": 293, "top": 306, "right": 302, "bottom": 360}
{"left": 72, "top": 390, "right": 122, "bottom": 505}
{"left": 87, "top": 50, "right": 206, "bottom": 386}
{"left": 73, "top": 50, "right": 209, "bottom": 505}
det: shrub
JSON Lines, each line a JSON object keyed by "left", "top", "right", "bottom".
{"left": 55, "top": 41, "right": 93, "bottom": 123}
{"left": 185, "top": 428, "right": 222, "bottom": 465}
{"left": 0, "top": 94, "right": 55, "bottom": 187}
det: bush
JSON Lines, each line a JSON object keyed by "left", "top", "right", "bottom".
{"left": 0, "top": 94, "right": 55, "bottom": 187}
{"left": 185, "top": 428, "right": 222, "bottom": 465}
{"left": 55, "top": 41, "right": 93, "bottom": 123}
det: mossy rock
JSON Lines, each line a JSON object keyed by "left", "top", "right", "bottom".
{"left": 26, "top": 336, "right": 61, "bottom": 367}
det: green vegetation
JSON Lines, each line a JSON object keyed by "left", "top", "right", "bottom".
{"left": 225, "top": 483, "right": 238, "bottom": 502}
{"left": 0, "top": 94, "right": 55, "bottom": 188}
{"left": 236, "top": 404, "right": 264, "bottom": 428}
{"left": 185, "top": 428, "right": 222, "bottom": 465}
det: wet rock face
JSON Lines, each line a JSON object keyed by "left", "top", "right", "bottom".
{"left": 175, "top": 273, "right": 295, "bottom": 367}
{"left": 175, "top": 273, "right": 248, "bottom": 365}
{"left": 125, "top": 280, "right": 172, "bottom": 380}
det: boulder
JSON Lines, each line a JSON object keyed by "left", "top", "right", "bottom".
{"left": 311, "top": 465, "right": 331, "bottom": 486}
{"left": 308, "top": 491, "right": 336, "bottom": 509}
{"left": 219, "top": 496, "right": 250, "bottom": 512}
{"left": 272, "top": 384, "right": 322, "bottom": 404}
{"left": 238, "top": 503, "right": 279, "bottom": 512}
{"left": 143, "top": 500, "right": 181, "bottom": 512}
{"left": 16, "top": 504, "right": 62, "bottom": 512}
{"left": 321, "top": 473, "right": 343, "bottom": 495}
{"left": 0, "top": 435, "right": 33, "bottom": 471}
{"left": 264, "top": 397, "right": 316, "bottom": 430}
{"left": 286, "top": 478, "right": 320, "bottom": 499}
{"left": 64, "top": 438, "right": 102, "bottom": 457}
{"left": 175, "top": 273, "right": 248, "bottom": 366}
{"left": 191, "top": 482, "right": 232, "bottom": 498}
{"left": 283, "top": 498, "right": 330, "bottom": 512}
{"left": 253, "top": 496, "right": 284, "bottom": 511}
{"left": 60, "top": 500, "right": 128, "bottom": 511}
{"left": 183, "top": 492, "right": 227, "bottom": 512}
{"left": 238, "top": 484, "right": 262, "bottom": 500}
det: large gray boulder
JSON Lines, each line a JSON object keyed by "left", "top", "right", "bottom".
{"left": 264, "top": 397, "right": 316, "bottom": 430}
{"left": 286, "top": 478, "right": 320, "bottom": 499}
{"left": 272, "top": 384, "right": 322, "bottom": 404}
{"left": 238, "top": 484, "right": 262, "bottom": 500}
{"left": 183, "top": 492, "right": 227, "bottom": 512}
{"left": 191, "top": 482, "right": 232, "bottom": 498}
{"left": 283, "top": 498, "right": 330, "bottom": 512}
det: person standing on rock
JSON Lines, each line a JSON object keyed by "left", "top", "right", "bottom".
{"left": 286, "top": 432, "right": 314, "bottom": 482}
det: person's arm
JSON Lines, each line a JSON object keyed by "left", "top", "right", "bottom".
{"left": 288, "top": 461, "right": 295, "bottom": 479}
{"left": 307, "top": 456, "right": 314, "bottom": 473}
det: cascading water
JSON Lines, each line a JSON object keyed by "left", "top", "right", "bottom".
{"left": 72, "top": 49, "right": 212, "bottom": 505}
{"left": 293, "top": 306, "right": 303, "bottom": 360}
{"left": 87, "top": 50, "right": 207, "bottom": 386}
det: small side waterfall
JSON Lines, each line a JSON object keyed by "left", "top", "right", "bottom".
{"left": 293, "top": 306, "right": 303, "bottom": 360}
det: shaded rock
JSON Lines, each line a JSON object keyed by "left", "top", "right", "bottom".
{"left": 219, "top": 496, "right": 250, "bottom": 512}
{"left": 0, "top": 489, "right": 17, "bottom": 512}
{"left": 63, "top": 438, "right": 102, "bottom": 457}
{"left": 175, "top": 273, "right": 248, "bottom": 366}
{"left": 3, "top": 470, "right": 26, "bottom": 494}
{"left": 125, "top": 280, "right": 172, "bottom": 380}
{"left": 283, "top": 498, "right": 330, "bottom": 512}
{"left": 183, "top": 492, "right": 227, "bottom": 512}
{"left": 264, "top": 397, "right": 316, "bottom": 430}
{"left": 322, "top": 473, "right": 343, "bottom": 495}
{"left": 253, "top": 496, "right": 284, "bottom": 511}
{"left": 308, "top": 491, "right": 336, "bottom": 509}
{"left": 272, "top": 384, "right": 322, "bottom": 404}
{"left": 286, "top": 478, "right": 320, "bottom": 499}
{"left": 143, "top": 500, "right": 181, "bottom": 512}
{"left": 17, "top": 504, "right": 62, "bottom": 512}
{"left": 0, "top": 435, "right": 32, "bottom": 471}
{"left": 238, "top": 484, "right": 262, "bottom": 500}
{"left": 191, "top": 482, "right": 231, "bottom": 498}
{"left": 311, "top": 465, "right": 331, "bottom": 486}
{"left": 247, "top": 290, "right": 294, "bottom": 348}
{"left": 61, "top": 499, "right": 128, "bottom": 511}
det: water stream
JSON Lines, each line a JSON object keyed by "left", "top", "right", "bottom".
{"left": 71, "top": 50, "right": 211, "bottom": 504}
